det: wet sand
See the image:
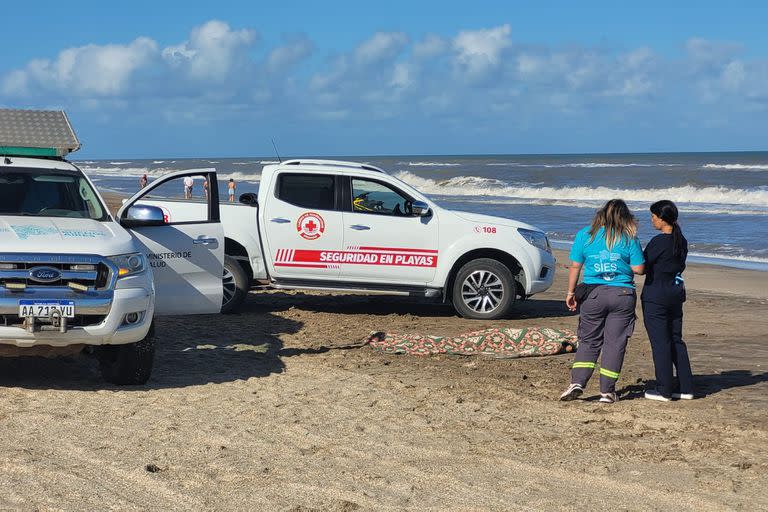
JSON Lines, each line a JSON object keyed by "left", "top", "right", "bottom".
{"left": 0, "top": 197, "right": 766, "bottom": 510}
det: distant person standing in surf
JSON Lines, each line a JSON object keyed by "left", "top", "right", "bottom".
{"left": 228, "top": 178, "right": 236, "bottom": 202}
{"left": 642, "top": 200, "right": 694, "bottom": 402}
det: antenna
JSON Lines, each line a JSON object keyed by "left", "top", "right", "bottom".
{"left": 271, "top": 138, "right": 282, "bottom": 163}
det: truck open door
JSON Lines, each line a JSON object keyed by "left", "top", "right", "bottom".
{"left": 116, "top": 169, "right": 224, "bottom": 315}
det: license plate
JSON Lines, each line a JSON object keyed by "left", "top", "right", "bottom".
{"left": 19, "top": 300, "right": 75, "bottom": 318}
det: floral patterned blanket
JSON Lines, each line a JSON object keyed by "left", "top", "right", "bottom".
{"left": 366, "top": 327, "right": 577, "bottom": 359}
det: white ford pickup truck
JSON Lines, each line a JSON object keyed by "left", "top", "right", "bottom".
{"left": 147, "top": 159, "right": 555, "bottom": 320}
{"left": 0, "top": 109, "right": 225, "bottom": 384}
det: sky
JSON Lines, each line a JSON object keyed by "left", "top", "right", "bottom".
{"left": 1, "top": 1, "right": 767, "bottom": 158}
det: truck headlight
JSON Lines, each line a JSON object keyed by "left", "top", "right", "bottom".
{"left": 517, "top": 228, "right": 551, "bottom": 253}
{"left": 108, "top": 253, "right": 146, "bottom": 278}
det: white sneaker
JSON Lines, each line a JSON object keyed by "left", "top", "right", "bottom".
{"left": 599, "top": 392, "right": 619, "bottom": 403}
{"left": 644, "top": 390, "right": 671, "bottom": 402}
{"left": 559, "top": 383, "right": 584, "bottom": 401}
{"left": 672, "top": 392, "right": 694, "bottom": 400}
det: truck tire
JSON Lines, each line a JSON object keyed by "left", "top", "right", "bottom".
{"left": 451, "top": 258, "right": 516, "bottom": 320}
{"left": 98, "top": 322, "right": 155, "bottom": 385}
{"left": 221, "top": 255, "right": 248, "bottom": 314}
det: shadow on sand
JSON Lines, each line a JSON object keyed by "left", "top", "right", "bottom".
{"left": 250, "top": 291, "right": 571, "bottom": 320}
{"left": 0, "top": 305, "right": 302, "bottom": 391}
{"left": 0, "top": 290, "right": 572, "bottom": 390}
{"left": 617, "top": 370, "right": 768, "bottom": 400}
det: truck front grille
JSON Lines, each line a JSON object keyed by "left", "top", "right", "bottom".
{"left": 0, "top": 254, "right": 115, "bottom": 291}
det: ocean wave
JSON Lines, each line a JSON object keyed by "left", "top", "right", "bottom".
{"left": 81, "top": 166, "right": 154, "bottom": 176}
{"left": 399, "top": 161, "right": 462, "bottom": 167}
{"left": 394, "top": 171, "right": 768, "bottom": 207}
{"left": 218, "top": 171, "right": 261, "bottom": 183}
{"left": 109, "top": 161, "right": 131, "bottom": 165}
{"left": 80, "top": 165, "right": 260, "bottom": 183}
{"left": 547, "top": 238, "right": 768, "bottom": 268}
{"left": 486, "top": 162, "right": 682, "bottom": 168}
{"left": 445, "top": 197, "right": 768, "bottom": 215}
{"left": 230, "top": 160, "right": 277, "bottom": 166}
{"left": 446, "top": 197, "right": 768, "bottom": 216}
{"left": 702, "top": 163, "right": 768, "bottom": 171}
{"left": 152, "top": 160, "right": 166, "bottom": 164}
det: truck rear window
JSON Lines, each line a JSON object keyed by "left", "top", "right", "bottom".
{"left": 277, "top": 174, "right": 335, "bottom": 210}
{"left": 0, "top": 168, "right": 107, "bottom": 220}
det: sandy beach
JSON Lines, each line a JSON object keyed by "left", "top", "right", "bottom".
{"left": 0, "top": 196, "right": 766, "bottom": 509}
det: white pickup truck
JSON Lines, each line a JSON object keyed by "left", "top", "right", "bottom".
{"left": 0, "top": 109, "right": 225, "bottom": 384}
{"left": 147, "top": 159, "right": 556, "bottom": 320}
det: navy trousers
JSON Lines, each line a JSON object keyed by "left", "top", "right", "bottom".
{"left": 572, "top": 286, "right": 637, "bottom": 394}
{"left": 642, "top": 301, "right": 694, "bottom": 397}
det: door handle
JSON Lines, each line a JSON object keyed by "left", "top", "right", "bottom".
{"left": 350, "top": 224, "right": 371, "bottom": 231}
{"left": 270, "top": 218, "right": 291, "bottom": 224}
{"left": 193, "top": 237, "right": 218, "bottom": 245}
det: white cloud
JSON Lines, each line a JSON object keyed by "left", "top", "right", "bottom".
{"left": 354, "top": 32, "right": 409, "bottom": 65}
{"left": 267, "top": 36, "right": 313, "bottom": 73}
{"left": 413, "top": 35, "right": 448, "bottom": 59}
{"left": 161, "top": 20, "right": 256, "bottom": 81}
{"left": 3, "top": 37, "right": 157, "bottom": 96}
{"left": 453, "top": 24, "right": 511, "bottom": 78}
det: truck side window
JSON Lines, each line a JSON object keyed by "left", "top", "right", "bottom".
{"left": 351, "top": 178, "right": 413, "bottom": 216}
{"left": 277, "top": 174, "right": 335, "bottom": 210}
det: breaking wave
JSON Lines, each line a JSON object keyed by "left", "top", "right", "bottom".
{"left": 399, "top": 161, "right": 462, "bottom": 167}
{"left": 702, "top": 163, "right": 768, "bottom": 171}
{"left": 394, "top": 171, "right": 768, "bottom": 207}
{"left": 486, "top": 162, "right": 682, "bottom": 168}
{"left": 79, "top": 165, "right": 261, "bottom": 183}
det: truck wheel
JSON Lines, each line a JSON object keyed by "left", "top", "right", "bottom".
{"left": 452, "top": 258, "right": 516, "bottom": 320}
{"left": 98, "top": 322, "right": 155, "bottom": 385}
{"left": 221, "top": 255, "right": 248, "bottom": 314}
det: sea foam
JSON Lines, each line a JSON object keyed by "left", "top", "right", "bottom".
{"left": 394, "top": 171, "right": 768, "bottom": 207}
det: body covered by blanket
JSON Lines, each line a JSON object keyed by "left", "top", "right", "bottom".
{"left": 367, "top": 327, "right": 577, "bottom": 358}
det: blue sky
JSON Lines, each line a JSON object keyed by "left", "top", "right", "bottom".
{"left": 2, "top": 1, "right": 767, "bottom": 158}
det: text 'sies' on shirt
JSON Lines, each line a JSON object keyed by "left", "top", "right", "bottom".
{"left": 569, "top": 226, "right": 644, "bottom": 288}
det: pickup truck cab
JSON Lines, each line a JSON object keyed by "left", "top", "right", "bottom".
{"left": 0, "top": 109, "right": 224, "bottom": 384}
{"left": 152, "top": 159, "right": 555, "bottom": 319}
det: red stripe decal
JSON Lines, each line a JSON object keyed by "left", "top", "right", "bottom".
{"left": 357, "top": 246, "right": 439, "bottom": 254}
{"left": 275, "top": 262, "right": 329, "bottom": 268}
{"left": 289, "top": 249, "right": 437, "bottom": 267}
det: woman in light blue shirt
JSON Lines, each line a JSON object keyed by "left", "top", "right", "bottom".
{"left": 560, "top": 199, "right": 645, "bottom": 404}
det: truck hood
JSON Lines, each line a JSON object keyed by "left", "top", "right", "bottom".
{"left": 448, "top": 210, "right": 543, "bottom": 233}
{"left": 0, "top": 217, "right": 137, "bottom": 256}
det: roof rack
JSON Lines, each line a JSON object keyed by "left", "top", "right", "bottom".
{"left": 0, "top": 109, "right": 81, "bottom": 158}
{"left": 280, "top": 159, "right": 386, "bottom": 174}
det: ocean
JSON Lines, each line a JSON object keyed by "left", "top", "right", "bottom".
{"left": 75, "top": 152, "right": 768, "bottom": 271}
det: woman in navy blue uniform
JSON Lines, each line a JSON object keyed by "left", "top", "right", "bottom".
{"left": 642, "top": 200, "right": 694, "bottom": 401}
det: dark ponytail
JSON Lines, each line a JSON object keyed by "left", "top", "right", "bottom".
{"left": 650, "top": 200, "right": 684, "bottom": 260}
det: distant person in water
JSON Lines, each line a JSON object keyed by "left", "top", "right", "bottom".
{"left": 228, "top": 178, "right": 236, "bottom": 202}
{"left": 183, "top": 175, "right": 194, "bottom": 199}
{"left": 642, "top": 200, "right": 694, "bottom": 402}
{"left": 139, "top": 173, "right": 148, "bottom": 189}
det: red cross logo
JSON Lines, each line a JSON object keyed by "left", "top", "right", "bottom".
{"left": 296, "top": 212, "right": 325, "bottom": 240}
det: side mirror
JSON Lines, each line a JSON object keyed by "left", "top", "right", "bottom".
{"left": 239, "top": 192, "right": 258, "bottom": 206}
{"left": 412, "top": 200, "right": 431, "bottom": 217}
{"left": 122, "top": 205, "right": 166, "bottom": 227}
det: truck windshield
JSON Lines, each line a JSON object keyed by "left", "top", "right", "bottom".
{"left": 0, "top": 168, "right": 108, "bottom": 220}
